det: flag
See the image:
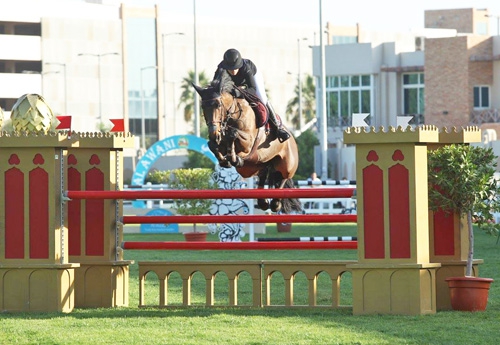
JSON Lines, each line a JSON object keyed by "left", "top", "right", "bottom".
{"left": 110, "top": 119, "right": 125, "bottom": 132}
{"left": 351, "top": 113, "right": 370, "bottom": 127}
{"left": 56, "top": 115, "right": 71, "bottom": 130}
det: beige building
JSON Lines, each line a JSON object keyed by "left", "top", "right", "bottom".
{"left": 0, "top": 0, "right": 316, "bottom": 151}
{"left": 2, "top": 3, "right": 500, "bottom": 178}
{"left": 312, "top": 8, "right": 500, "bottom": 179}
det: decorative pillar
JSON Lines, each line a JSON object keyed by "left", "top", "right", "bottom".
{"left": 344, "top": 126, "right": 441, "bottom": 315}
{"left": 0, "top": 133, "right": 79, "bottom": 312}
{"left": 66, "top": 132, "right": 134, "bottom": 308}
{"left": 428, "top": 127, "right": 482, "bottom": 310}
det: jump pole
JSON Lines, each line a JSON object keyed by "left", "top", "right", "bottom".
{"left": 257, "top": 236, "right": 357, "bottom": 242}
{"left": 64, "top": 187, "right": 356, "bottom": 200}
{"left": 121, "top": 241, "right": 358, "bottom": 250}
{"left": 121, "top": 214, "right": 357, "bottom": 224}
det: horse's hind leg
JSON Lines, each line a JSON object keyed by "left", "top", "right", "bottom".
{"left": 274, "top": 178, "right": 302, "bottom": 214}
{"left": 270, "top": 171, "right": 284, "bottom": 213}
{"left": 256, "top": 167, "right": 270, "bottom": 211}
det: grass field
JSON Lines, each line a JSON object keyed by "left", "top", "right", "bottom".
{"left": 1, "top": 223, "right": 499, "bottom": 345}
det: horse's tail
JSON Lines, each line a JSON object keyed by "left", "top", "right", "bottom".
{"left": 280, "top": 179, "right": 303, "bottom": 214}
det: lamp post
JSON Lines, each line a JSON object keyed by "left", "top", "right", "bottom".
{"left": 193, "top": 0, "right": 200, "bottom": 137}
{"left": 297, "top": 38, "right": 308, "bottom": 130}
{"left": 141, "top": 66, "right": 158, "bottom": 150}
{"left": 319, "top": 0, "right": 328, "bottom": 180}
{"left": 45, "top": 62, "right": 67, "bottom": 114}
{"left": 162, "top": 32, "right": 184, "bottom": 139}
{"left": 288, "top": 70, "right": 303, "bottom": 131}
{"left": 485, "top": 14, "right": 500, "bottom": 36}
{"left": 77, "top": 52, "right": 119, "bottom": 122}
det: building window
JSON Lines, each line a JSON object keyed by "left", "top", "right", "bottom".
{"left": 331, "top": 36, "right": 357, "bottom": 44}
{"left": 125, "top": 16, "right": 159, "bottom": 148}
{"left": 473, "top": 86, "right": 490, "bottom": 109}
{"left": 402, "top": 73, "right": 424, "bottom": 115}
{"left": 476, "top": 22, "right": 488, "bottom": 35}
{"left": 325, "top": 75, "right": 371, "bottom": 127}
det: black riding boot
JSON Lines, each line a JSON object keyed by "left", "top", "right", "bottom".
{"left": 267, "top": 102, "right": 290, "bottom": 143}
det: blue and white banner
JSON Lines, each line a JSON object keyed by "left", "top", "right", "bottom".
{"left": 131, "top": 135, "right": 217, "bottom": 186}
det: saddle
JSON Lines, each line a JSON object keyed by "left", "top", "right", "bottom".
{"left": 235, "top": 86, "right": 269, "bottom": 128}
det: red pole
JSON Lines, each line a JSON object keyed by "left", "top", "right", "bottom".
{"left": 65, "top": 188, "right": 355, "bottom": 200}
{"left": 121, "top": 214, "right": 357, "bottom": 224}
{"left": 121, "top": 241, "right": 358, "bottom": 250}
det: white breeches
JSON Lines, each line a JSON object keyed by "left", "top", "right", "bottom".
{"left": 254, "top": 70, "right": 268, "bottom": 104}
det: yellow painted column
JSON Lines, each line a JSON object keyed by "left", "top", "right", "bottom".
{"left": 344, "top": 126, "right": 441, "bottom": 315}
{"left": 0, "top": 133, "right": 79, "bottom": 312}
{"left": 65, "top": 133, "right": 135, "bottom": 308}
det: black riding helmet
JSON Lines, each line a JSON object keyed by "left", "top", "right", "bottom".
{"left": 221, "top": 48, "right": 243, "bottom": 70}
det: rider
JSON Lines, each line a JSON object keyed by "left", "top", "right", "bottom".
{"left": 213, "top": 48, "right": 291, "bottom": 143}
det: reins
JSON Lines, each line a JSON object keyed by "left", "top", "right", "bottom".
{"left": 204, "top": 95, "right": 242, "bottom": 130}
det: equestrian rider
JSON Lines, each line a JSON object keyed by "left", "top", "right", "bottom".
{"left": 213, "top": 48, "right": 291, "bottom": 143}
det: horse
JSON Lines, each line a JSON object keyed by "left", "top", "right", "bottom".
{"left": 192, "top": 75, "right": 302, "bottom": 214}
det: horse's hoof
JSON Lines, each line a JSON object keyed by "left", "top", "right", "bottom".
{"left": 271, "top": 199, "right": 282, "bottom": 213}
{"left": 230, "top": 156, "right": 244, "bottom": 168}
{"left": 220, "top": 160, "right": 232, "bottom": 168}
{"left": 236, "top": 157, "right": 244, "bottom": 167}
{"left": 257, "top": 198, "right": 270, "bottom": 210}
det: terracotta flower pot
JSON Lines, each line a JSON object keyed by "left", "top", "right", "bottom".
{"left": 183, "top": 232, "right": 208, "bottom": 242}
{"left": 277, "top": 223, "right": 292, "bottom": 232}
{"left": 445, "top": 276, "right": 494, "bottom": 311}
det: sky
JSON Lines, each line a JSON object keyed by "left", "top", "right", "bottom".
{"left": 123, "top": 0, "right": 500, "bottom": 33}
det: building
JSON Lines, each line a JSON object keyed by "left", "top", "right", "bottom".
{"left": 2, "top": 2, "right": 500, "bottom": 180}
{"left": 0, "top": 0, "right": 316, "bottom": 156}
{"left": 312, "top": 8, "right": 500, "bottom": 179}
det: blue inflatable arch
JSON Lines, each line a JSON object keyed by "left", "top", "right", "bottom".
{"left": 131, "top": 135, "right": 217, "bottom": 186}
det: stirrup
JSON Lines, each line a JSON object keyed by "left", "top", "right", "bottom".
{"left": 277, "top": 128, "right": 290, "bottom": 143}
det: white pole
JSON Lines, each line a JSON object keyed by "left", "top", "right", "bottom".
{"left": 140, "top": 70, "right": 146, "bottom": 150}
{"left": 298, "top": 38, "right": 303, "bottom": 131}
{"left": 247, "top": 177, "right": 255, "bottom": 242}
{"left": 141, "top": 66, "right": 158, "bottom": 150}
{"left": 319, "top": 0, "right": 328, "bottom": 179}
{"left": 193, "top": 0, "right": 200, "bottom": 137}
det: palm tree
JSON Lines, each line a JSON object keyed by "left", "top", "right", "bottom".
{"left": 286, "top": 75, "right": 316, "bottom": 129}
{"left": 179, "top": 70, "right": 209, "bottom": 123}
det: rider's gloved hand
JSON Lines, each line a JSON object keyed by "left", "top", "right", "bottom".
{"left": 233, "top": 88, "right": 244, "bottom": 98}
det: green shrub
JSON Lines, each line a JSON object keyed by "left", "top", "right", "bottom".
{"left": 428, "top": 144, "right": 500, "bottom": 276}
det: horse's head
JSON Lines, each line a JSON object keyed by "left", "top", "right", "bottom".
{"left": 192, "top": 78, "right": 237, "bottom": 143}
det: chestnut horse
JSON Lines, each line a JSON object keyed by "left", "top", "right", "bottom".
{"left": 192, "top": 75, "right": 301, "bottom": 214}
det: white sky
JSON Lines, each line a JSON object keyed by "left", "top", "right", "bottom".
{"left": 124, "top": 0, "right": 500, "bottom": 32}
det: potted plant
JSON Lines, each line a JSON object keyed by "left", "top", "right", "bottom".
{"left": 165, "top": 168, "right": 217, "bottom": 241}
{"left": 428, "top": 144, "right": 498, "bottom": 311}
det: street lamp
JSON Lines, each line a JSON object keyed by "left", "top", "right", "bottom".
{"left": 141, "top": 66, "right": 158, "bottom": 150}
{"left": 45, "top": 62, "right": 67, "bottom": 114}
{"left": 193, "top": 0, "right": 200, "bottom": 137}
{"left": 319, "top": 0, "right": 328, "bottom": 180}
{"left": 162, "top": 32, "right": 184, "bottom": 139}
{"left": 485, "top": 14, "right": 500, "bottom": 36}
{"left": 297, "top": 38, "right": 308, "bottom": 130}
{"left": 77, "top": 52, "right": 119, "bottom": 122}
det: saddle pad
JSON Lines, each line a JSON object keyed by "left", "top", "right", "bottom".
{"left": 237, "top": 87, "right": 268, "bottom": 127}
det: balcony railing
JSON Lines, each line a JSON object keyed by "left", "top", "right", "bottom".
{"left": 470, "top": 109, "right": 500, "bottom": 125}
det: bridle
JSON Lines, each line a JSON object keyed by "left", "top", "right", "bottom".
{"left": 202, "top": 94, "right": 242, "bottom": 144}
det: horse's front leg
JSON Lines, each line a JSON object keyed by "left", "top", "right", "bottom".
{"left": 228, "top": 140, "right": 244, "bottom": 167}
{"left": 209, "top": 140, "right": 231, "bottom": 168}
{"left": 225, "top": 129, "right": 243, "bottom": 167}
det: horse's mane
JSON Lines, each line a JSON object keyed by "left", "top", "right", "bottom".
{"left": 210, "top": 69, "right": 236, "bottom": 95}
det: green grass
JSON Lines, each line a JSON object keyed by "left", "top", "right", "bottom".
{"left": 1, "top": 224, "right": 499, "bottom": 345}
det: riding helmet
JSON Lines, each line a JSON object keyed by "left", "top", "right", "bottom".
{"left": 221, "top": 48, "right": 243, "bottom": 70}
